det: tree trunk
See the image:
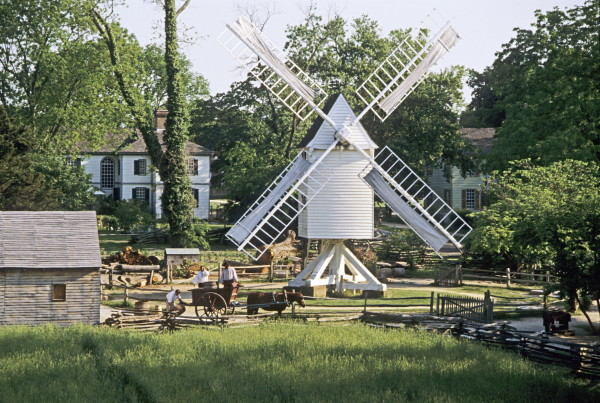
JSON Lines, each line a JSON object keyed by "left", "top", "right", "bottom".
{"left": 575, "top": 294, "right": 599, "bottom": 335}
{"left": 161, "top": 0, "right": 195, "bottom": 246}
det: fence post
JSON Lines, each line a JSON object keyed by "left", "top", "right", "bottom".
{"left": 484, "top": 290, "right": 493, "bottom": 322}
{"left": 363, "top": 291, "right": 368, "bottom": 314}
{"left": 269, "top": 262, "right": 274, "bottom": 281}
{"left": 436, "top": 293, "right": 440, "bottom": 315}
{"left": 291, "top": 302, "right": 296, "bottom": 316}
{"left": 108, "top": 268, "right": 113, "bottom": 289}
{"left": 506, "top": 268, "right": 511, "bottom": 288}
{"left": 429, "top": 291, "right": 434, "bottom": 314}
{"left": 546, "top": 271, "right": 550, "bottom": 283}
{"left": 124, "top": 287, "right": 129, "bottom": 304}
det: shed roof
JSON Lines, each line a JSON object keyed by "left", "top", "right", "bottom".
{"left": 164, "top": 248, "right": 201, "bottom": 255}
{"left": 462, "top": 128, "right": 495, "bottom": 154}
{"left": 0, "top": 211, "right": 101, "bottom": 269}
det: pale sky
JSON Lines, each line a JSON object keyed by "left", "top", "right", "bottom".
{"left": 115, "top": 0, "right": 584, "bottom": 96}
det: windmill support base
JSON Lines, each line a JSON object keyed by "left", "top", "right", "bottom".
{"left": 288, "top": 240, "right": 386, "bottom": 292}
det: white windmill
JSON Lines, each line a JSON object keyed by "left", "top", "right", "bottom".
{"left": 219, "top": 15, "right": 472, "bottom": 293}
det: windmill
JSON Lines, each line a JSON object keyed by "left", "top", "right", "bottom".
{"left": 219, "top": 15, "right": 472, "bottom": 292}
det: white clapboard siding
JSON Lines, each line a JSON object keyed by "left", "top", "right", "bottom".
{"left": 305, "top": 94, "right": 377, "bottom": 150}
{"left": 299, "top": 148, "right": 374, "bottom": 239}
{"left": 0, "top": 268, "right": 100, "bottom": 326}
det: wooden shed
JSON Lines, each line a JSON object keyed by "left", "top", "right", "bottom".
{"left": 0, "top": 211, "right": 101, "bottom": 326}
{"left": 164, "top": 248, "right": 201, "bottom": 266}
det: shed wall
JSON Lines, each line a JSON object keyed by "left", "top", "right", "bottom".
{"left": 0, "top": 268, "right": 100, "bottom": 326}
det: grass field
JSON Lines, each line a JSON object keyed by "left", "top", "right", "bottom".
{"left": 0, "top": 323, "right": 597, "bottom": 402}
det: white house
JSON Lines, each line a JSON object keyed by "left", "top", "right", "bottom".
{"left": 74, "top": 111, "right": 212, "bottom": 219}
{"left": 428, "top": 128, "right": 495, "bottom": 211}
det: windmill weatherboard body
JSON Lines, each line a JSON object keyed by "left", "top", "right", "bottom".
{"left": 220, "top": 16, "right": 472, "bottom": 292}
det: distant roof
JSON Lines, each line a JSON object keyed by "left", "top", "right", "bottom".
{"left": 0, "top": 211, "right": 101, "bottom": 269}
{"left": 164, "top": 248, "right": 200, "bottom": 255}
{"left": 80, "top": 131, "right": 212, "bottom": 156}
{"left": 461, "top": 128, "right": 496, "bottom": 154}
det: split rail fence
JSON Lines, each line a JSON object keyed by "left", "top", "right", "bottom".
{"left": 435, "top": 266, "right": 558, "bottom": 288}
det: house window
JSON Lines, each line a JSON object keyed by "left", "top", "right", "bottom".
{"left": 132, "top": 187, "right": 150, "bottom": 204}
{"left": 462, "top": 189, "right": 480, "bottom": 210}
{"left": 66, "top": 157, "right": 81, "bottom": 167}
{"left": 101, "top": 157, "right": 115, "bottom": 188}
{"left": 52, "top": 284, "right": 66, "bottom": 301}
{"left": 134, "top": 159, "right": 147, "bottom": 175}
{"left": 188, "top": 158, "right": 198, "bottom": 176}
{"left": 192, "top": 188, "right": 199, "bottom": 208}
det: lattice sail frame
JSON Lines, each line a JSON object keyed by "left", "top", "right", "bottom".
{"left": 360, "top": 146, "right": 472, "bottom": 250}
{"left": 356, "top": 23, "right": 460, "bottom": 122}
{"left": 218, "top": 16, "right": 327, "bottom": 121}
{"left": 226, "top": 151, "right": 334, "bottom": 260}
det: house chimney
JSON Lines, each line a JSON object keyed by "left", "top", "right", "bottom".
{"left": 155, "top": 110, "right": 168, "bottom": 131}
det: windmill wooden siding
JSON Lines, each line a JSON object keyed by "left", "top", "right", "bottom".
{"left": 0, "top": 211, "right": 101, "bottom": 326}
{"left": 299, "top": 149, "right": 374, "bottom": 239}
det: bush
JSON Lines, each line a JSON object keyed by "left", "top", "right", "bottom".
{"left": 379, "top": 228, "right": 428, "bottom": 269}
{"left": 112, "top": 200, "right": 156, "bottom": 232}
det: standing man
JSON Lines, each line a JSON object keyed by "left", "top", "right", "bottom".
{"left": 192, "top": 266, "right": 209, "bottom": 288}
{"left": 220, "top": 261, "right": 238, "bottom": 288}
{"left": 165, "top": 289, "right": 182, "bottom": 312}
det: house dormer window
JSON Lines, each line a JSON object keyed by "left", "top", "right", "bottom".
{"left": 188, "top": 158, "right": 198, "bottom": 176}
{"left": 100, "top": 157, "right": 115, "bottom": 189}
{"left": 134, "top": 159, "right": 147, "bottom": 175}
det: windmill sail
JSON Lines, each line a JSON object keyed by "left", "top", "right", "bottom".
{"left": 219, "top": 16, "right": 327, "bottom": 121}
{"left": 361, "top": 146, "right": 472, "bottom": 251}
{"left": 226, "top": 151, "right": 334, "bottom": 258}
{"left": 356, "top": 23, "right": 460, "bottom": 122}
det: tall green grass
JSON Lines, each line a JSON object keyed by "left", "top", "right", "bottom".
{"left": 0, "top": 323, "right": 597, "bottom": 402}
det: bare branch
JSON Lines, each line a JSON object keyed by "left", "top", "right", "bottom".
{"left": 176, "top": 0, "right": 191, "bottom": 15}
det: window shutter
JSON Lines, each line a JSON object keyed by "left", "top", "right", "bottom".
{"left": 132, "top": 188, "right": 136, "bottom": 199}
{"left": 75, "top": 158, "right": 82, "bottom": 167}
{"left": 134, "top": 160, "right": 140, "bottom": 175}
{"left": 461, "top": 189, "right": 466, "bottom": 209}
{"left": 474, "top": 190, "right": 481, "bottom": 210}
{"left": 194, "top": 159, "right": 199, "bottom": 175}
{"left": 145, "top": 188, "right": 150, "bottom": 204}
{"left": 193, "top": 188, "right": 199, "bottom": 208}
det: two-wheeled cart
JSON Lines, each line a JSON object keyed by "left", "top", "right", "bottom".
{"left": 191, "top": 285, "right": 239, "bottom": 318}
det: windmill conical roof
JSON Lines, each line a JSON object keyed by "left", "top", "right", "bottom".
{"left": 297, "top": 93, "right": 378, "bottom": 150}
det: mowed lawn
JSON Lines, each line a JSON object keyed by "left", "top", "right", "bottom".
{"left": 1, "top": 323, "right": 598, "bottom": 402}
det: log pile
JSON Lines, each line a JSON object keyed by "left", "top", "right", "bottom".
{"left": 255, "top": 230, "right": 300, "bottom": 265}
{"left": 102, "top": 246, "right": 156, "bottom": 265}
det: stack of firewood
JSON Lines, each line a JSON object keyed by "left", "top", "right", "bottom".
{"left": 102, "top": 246, "right": 154, "bottom": 265}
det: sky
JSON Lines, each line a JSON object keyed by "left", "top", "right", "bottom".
{"left": 115, "top": 0, "right": 585, "bottom": 97}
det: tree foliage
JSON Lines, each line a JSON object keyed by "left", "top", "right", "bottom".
{"left": 468, "top": 160, "right": 600, "bottom": 333}
{"left": 463, "top": 2, "right": 599, "bottom": 171}
{"left": 0, "top": 106, "right": 95, "bottom": 211}
{"left": 191, "top": 10, "right": 470, "bottom": 217}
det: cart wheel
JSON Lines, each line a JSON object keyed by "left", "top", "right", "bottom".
{"left": 203, "top": 292, "right": 228, "bottom": 317}
{"left": 194, "top": 304, "right": 204, "bottom": 319}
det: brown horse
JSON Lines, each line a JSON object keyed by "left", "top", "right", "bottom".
{"left": 246, "top": 291, "right": 305, "bottom": 315}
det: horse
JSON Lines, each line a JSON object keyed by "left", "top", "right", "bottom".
{"left": 246, "top": 291, "right": 305, "bottom": 315}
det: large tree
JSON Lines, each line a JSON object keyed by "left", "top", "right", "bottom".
{"left": 0, "top": 105, "right": 95, "bottom": 211}
{"left": 463, "top": 2, "right": 599, "bottom": 171}
{"left": 91, "top": 0, "right": 209, "bottom": 246}
{"left": 468, "top": 160, "right": 600, "bottom": 334}
{"left": 191, "top": 10, "right": 470, "bottom": 217}
{"left": 0, "top": 0, "right": 131, "bottom": 151}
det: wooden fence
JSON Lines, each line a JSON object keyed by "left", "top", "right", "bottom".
{"left": 436, "top": 291, "right": 494, "bottom": 323}
{"left": 435, "top": 266, "right": 557, "bottom": 288}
